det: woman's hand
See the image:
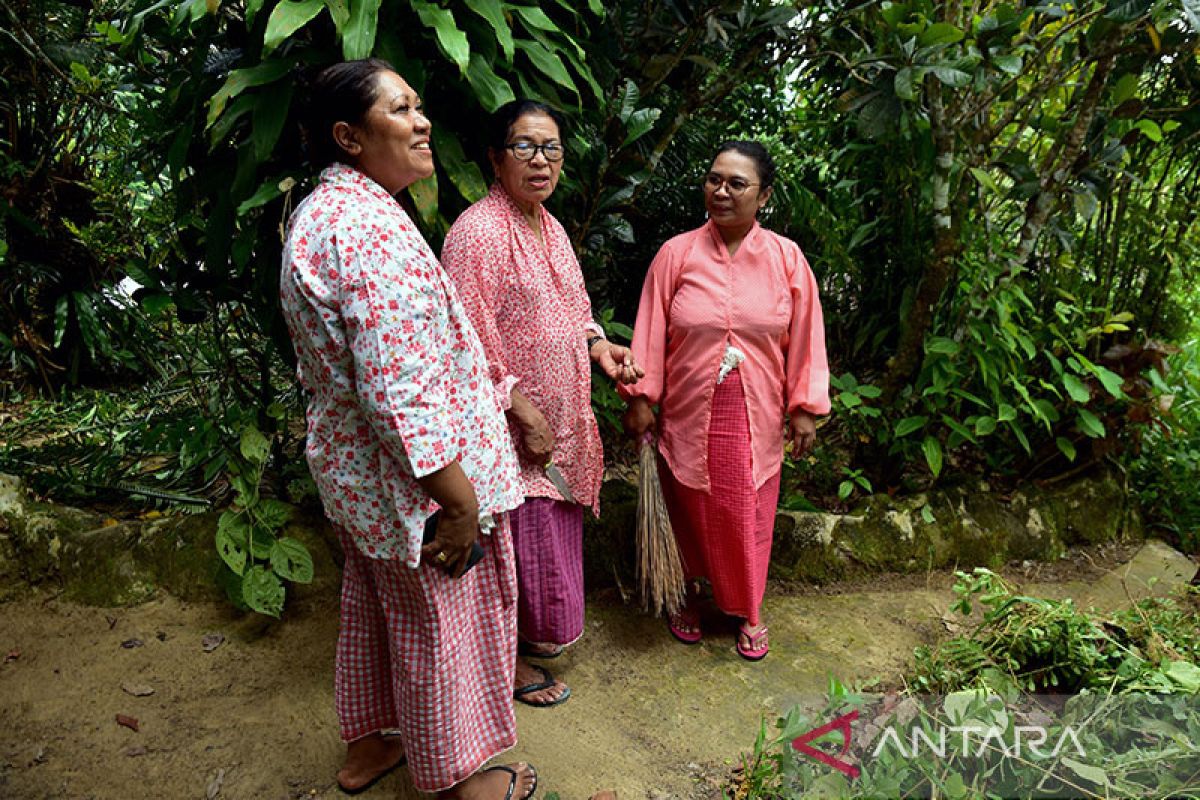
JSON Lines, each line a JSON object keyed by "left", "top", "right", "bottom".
{"left": 592, "top": 340, "right": 645, "bottom": 385}
{"left": 419, "top": 507, "right": 479, "bottom": 578}
{"left": 788, "top": 411, "right": 817, "bottom": 455}
{"left": 508, "top": 390, "right": 555, "bottom": 463}
{"left": 622, "top": 396, "right": 656, "bottom": 441}
{"left": 415, "top": 461, "right": 480, "bottom": 578}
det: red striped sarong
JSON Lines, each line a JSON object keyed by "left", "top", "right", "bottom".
{"left": 510, "top": 497, "right": 585, "bottom": 646}
{"left": 659, "top": 369, "right": 781, "bottom": 623}
{"left": 334, "top": 520, "right": 518, "bottom": 792}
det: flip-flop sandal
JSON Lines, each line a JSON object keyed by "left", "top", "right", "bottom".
{"left": 737, "top": 624, "right": 769, "bottom": 661}
{"left": 518, "top": 640, "right": 564, "bottom": 659}
{"left": 483, "top": 762, "right": 538, "bottom": 800}
{"left": 667, "top": 609, "right": 702, "bottom": 645}
{"left": 336, "top": 754, "right": 407, "bottom": 795}
{"left": 513, "top": 664, "right": 571, "bottom": 707}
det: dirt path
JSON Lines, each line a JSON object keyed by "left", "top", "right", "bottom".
{"left": 1, "top": 541, "right": 1193, "bottom": 800}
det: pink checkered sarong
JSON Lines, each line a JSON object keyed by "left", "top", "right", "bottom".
{"left": 334, "top": 519, "right": 518, "bottom": 793}
{"left": 659, "top": 369, "right": 781, "bottom": 623}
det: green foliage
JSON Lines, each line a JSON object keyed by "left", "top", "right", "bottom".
{"left": 1131, "top": 338, "right": 1200, "bottom": 552}
{"left": 914, "top": 568, "right": 1200, "bottom": 693}
{"left": 730, "top": 576, "right": 1200, "bottom": 799}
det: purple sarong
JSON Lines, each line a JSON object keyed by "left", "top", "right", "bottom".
{"left": 510, "top": 497, "right": 585, "bottom": 645}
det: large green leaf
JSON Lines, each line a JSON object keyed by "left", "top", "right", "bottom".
{"left": 323, "top": 0, "right": 349, "bottom": 29}
{"left": 1076, "top": 408, "right": 1106, "bottom": 438}
{"left": 240, "top": 425, "right": 270, "bottom": 464}
{"left": 464, "top": 0, "right": 514, "bottom": 62}
{"left": 431, "top": 125, "right": 488, "bottom": 202}
{"left": 413, "top": 0, "right": 470, "bottom": 75}
{"left": 919, "top": 22, "right": 963, "bottom": 46}
{"left": 341, "top": 0, "right": 382, "bottom": 59}
{"left": 1062, "top": 372, "right": 1090, "bottom": 403}
{"left": 621, "top": 107, "right": 660, "bottom": 146}
{"left": 251, "top": 82, "right": 293, "bottom": 161}
{"left": 406, "top": 170, "right": 439, "bottom": 228}
{"left": 894, "top": 66, "right": 918, "bottom": 101}
{"left": 922, "top": 435, "right": 943, "bottom": 477}
{"left": 263, "top": 0, "right": 325, "bottom": 54}
{"left": 270, "top": 537, "right": 314, "bottom": 583}
{"left": 242, "top": 565, "right": 285, "bottom": 617}
{"left": 465, "top": 53, "right": 515, "bottom": 112}
{"left": 207, "top": 60, "right": 294, "bottom": 128}
{"left": 894, "top": 415, "right": 928, "bottom": 437}
{"left": 515, "top": 39, "right": 577, "bottom": 97}
{"left": 929, "top": 65, "right": 971, "bottom": 87}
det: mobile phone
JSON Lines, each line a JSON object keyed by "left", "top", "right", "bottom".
{"left": 422, "top": 512, "right": 485, "bottom": 576}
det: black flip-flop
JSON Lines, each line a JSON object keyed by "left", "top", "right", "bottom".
{"left": 336, "top": 754, "right": 407, "bottom": 795}
{"left": 518, "top": 640, "right": 564, "bottom": 659}
{"left": 483, "top": 762, "right": 538, "bottom": 800}
{"left": 513, "top": 664, "right": 571, "bottom": 707}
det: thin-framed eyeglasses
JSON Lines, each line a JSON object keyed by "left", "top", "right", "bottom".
{"left": 703, "top": 173, "right": 759, "bottom": 196}
{"left": 506, "top": 141, "right": 565, "bottom": 162}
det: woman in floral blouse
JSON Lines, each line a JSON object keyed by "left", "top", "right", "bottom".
{"left": 280, "top": 60, "right": 535, "bottom": 800}
{"left": 442, "top": 100, "right": 642, "bottom": 707}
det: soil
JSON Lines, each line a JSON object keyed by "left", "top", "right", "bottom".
{"left": 0, "top": 541, "right": 1188, "bottom": 800}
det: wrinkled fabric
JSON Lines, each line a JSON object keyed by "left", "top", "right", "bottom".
{"left": 280, "top": 165, "right": 522, "bottom": 565}
{"left": 621, "top": 219, "right": 830, "bottom": 492}
{"left": 658, "top": 371, "right": 780, "bottom": 621}
{"left": 441, "top": 183, "right": 604, "bottom": 511}
{"left": 509, "top": 497, "right": 585, "bottom": 645}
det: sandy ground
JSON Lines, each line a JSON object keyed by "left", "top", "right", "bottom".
{"left": 1, "top": 541, "right": 1194, "bottom": 800}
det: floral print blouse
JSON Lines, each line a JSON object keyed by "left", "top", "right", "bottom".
{"left": 280, "top": 164, "right": 522, "bottom": 565}
{"left": 441, "top": 183, "right": 604, "bottom": 512}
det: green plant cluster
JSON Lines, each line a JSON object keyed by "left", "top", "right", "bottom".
{"left": 731, "top": 570, "right": 1200, "bottom": 799}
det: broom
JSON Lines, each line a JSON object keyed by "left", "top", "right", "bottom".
{"left": 636, "top": 433, "right": 686, "bottom": 617}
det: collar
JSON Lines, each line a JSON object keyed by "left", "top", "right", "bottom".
{"left": 320, "top": 162, "right": 398, "bottom": 206}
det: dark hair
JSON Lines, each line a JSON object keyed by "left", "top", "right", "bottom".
{"left": 714, "top": 140, "right": 776, "bottom": 190}
{"left": 486, "top": 99, "right": 568, "bottom": 157}
{"left": 301, "top": 58, "right": 396, "bottom": 169}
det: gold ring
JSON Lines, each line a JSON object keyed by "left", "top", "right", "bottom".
{"left": 435, "top": 551, "right": 448, "bottom": 564}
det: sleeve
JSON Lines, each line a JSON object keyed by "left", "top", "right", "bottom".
{"left": 441, "top": 214, "right": 519, "bottom": 410}
{"left": 337, "top": 227, "right": 459, "bottom": 478}
{"left": 617, "top": 242, "right": 679, "bottom": 405}
{"left": 783, "top": 245, "right": 832, "bottom": 416}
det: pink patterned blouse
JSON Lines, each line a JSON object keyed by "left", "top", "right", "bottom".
{"left": 441, "top": 183, "right": 604, "bottom": 512}
{"left": 280, "top": 164, "right": 523, "bottom": 565}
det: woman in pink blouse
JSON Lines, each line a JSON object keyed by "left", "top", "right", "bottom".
{"left": 442, "top": 100, "right": 642, "bottom": 707}
{"left": 621, "top": 141, "right": 830, "bottom": 661}
{"left": 280, "top": 60, "right": 535, "bottom": 800}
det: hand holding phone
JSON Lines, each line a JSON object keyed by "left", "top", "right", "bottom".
{"left": 420, "top": 511, "right": 485, "bottom": 578}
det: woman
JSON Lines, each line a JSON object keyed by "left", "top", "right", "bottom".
{"left": 279, "top": 59, "right": 536, "bottom": 800}
{"left": 620, "top": 141, "right": 829, "bottom": 661}
{"left": 441, "top": 100, "right": 642, "bottom": 707}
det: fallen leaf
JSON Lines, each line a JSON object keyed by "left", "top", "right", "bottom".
{"left": 4, "top": 648, "right": 19, "bottom": 663}
{"left": 140, "top": 510, "right": 163, "bottom": 520}
{"left": 124, "top": 745, "right": 147, "bottom": 757}
{"left": 120, "top": 638, "right": 143, "bottom": 649}
{"left": 106, "top": 615, "right": 118, "bottom": 629}
{"left": 115, "top": 714, "right": 139, "bottom": 732}
{"left": 121, "top": 682, "right": 155, "bottom": 697}
{"left": 201, "top": 633, "right": 225, "bottom": 653}
{"left": 206, "top": 767, "right": 226, "bottom": 799}
{"left": 155, "top": 630, "right": 168, "bottom": 642}
{"left": 103, "top": 518, "right": 120, "bottom": 527}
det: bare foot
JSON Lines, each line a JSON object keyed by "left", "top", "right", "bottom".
{"left": 337, "top": 732, "right": 405, "bottom": 792}
{"left": 520, "top": 640, "right": 563, "bottom": 658}
{"left": 514, "top": 655, "right": 569, "bottom": 706}
{"left": 439, "top": 762, "right": 536, "bottom": 800}
{"left": 590, "top": 791, "right": 618, "bottom": 800}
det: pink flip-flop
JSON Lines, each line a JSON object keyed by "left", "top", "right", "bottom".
{"left": 667, "top": 608, "right": 702, "bottom": 645}
{"left": 737, "top": 623, "right": 769, "bottom": 661}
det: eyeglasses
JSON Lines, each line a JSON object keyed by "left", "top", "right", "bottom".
{"left": 505, "top": 141, "right": 565, "bottom": 162}
{"left": 703, "top": 173, "right": 759, "bottom": 196}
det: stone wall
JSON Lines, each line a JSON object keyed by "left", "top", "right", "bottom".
{"left": 0, "top": 470, "right": 1141, "bottom": 606}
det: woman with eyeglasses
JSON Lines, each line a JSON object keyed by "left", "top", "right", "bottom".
{"left": 620, "top": 140, "right": 830, "bottom": 661}
{"left": 442, "top": 99, "right": 643, "bottom": 708}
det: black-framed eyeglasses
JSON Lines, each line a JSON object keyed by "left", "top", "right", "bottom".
{"left": 703, "top": 173, "right": 759, "bottom": 196}
{"left": 506, "top": 141, "right": 565, "bottom": 162}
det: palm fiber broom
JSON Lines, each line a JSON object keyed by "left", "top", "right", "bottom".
{"left": 636, "top": 434, "right": 685, "bottom": 617}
